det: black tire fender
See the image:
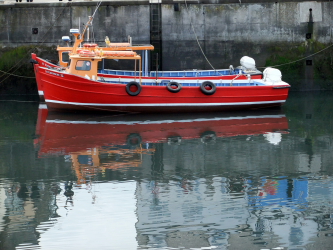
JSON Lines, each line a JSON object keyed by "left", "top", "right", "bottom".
{"left": 200, "top": 81, "right": 216, "bottom": 95}
{"left": 126, "top": 133, "right": 142, "bottom": 147}
{"left": 167, "top": 136, "right": 182, "bottom": 145}
{"left": 166, "top": 81, "right": 182, "bottom": 93}
{"left": 126, "top": 81, "right": 141, "bottom": 96}
{"left": 200, "top": 131, "right": 216, "bottom": 144}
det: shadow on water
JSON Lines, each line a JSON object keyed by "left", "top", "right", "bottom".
{"left": 0, "top": 92, "right": 333, "bottom": 249}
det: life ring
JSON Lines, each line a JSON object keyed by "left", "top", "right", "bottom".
{"left": 83, "top": 43, "right": 98, "bottom": 48}
{"left": 126, "top": 81, "right": 141, "bottom": 96}
{"left": 102, "top": 51, "right": 136, "bottom": 57}
{"left": 126, "top": 133, "right": 142, "bottom": 148}
{"left": 200, "top": 81, "right": 216, "bottom": 95}
{"left": 79, "top": 50, "right": 95, "bottom": 57}
{"left": 108, "top": 42, "right": 131, "bottom": 48}
{"left": 167, "top": 136, "right": 182, "bottom": 145}
{"left": 166, "top": 81, "right": 182, "bottom": 93}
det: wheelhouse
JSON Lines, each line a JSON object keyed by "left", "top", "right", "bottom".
{"left": 67, "top": 51, "right": 142, "bottom": 82}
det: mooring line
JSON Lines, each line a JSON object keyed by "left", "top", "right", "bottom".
{"left": 0, "top": 100, "right": 38, "bottom": 103}
{"left": 184, "top": 0, "right": 333, "bottom": 71}
{"left": 0, "top": 1, "right": 74, "bottom": 84}
{"left": 259, "top": 43, "right": 333, "bottom": 69}
{"left": 184, "top": 0, "right": 217, "bottom": 72}
{"left": 0, "top": 1, "right": 103, "bottom": 84}
{"left": 0, "top": 69, "right": 35, "bottom": 79}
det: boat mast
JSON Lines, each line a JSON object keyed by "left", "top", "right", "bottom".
{"left": 72, "top": 2, "right": 101, "bottom": 53}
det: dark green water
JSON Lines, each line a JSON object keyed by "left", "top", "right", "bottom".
{"left": 0, "top": 91, "right": 333, "bottom": 250}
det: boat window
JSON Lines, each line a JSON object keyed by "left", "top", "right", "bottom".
{"left": 78, "top": 155, "right": 93, "bottom": 166}
{"left": 76, "top": 60, "right": 91, "bottom": 71}
{"left": 62, "top": 52, "right": 70, "bottom": 63}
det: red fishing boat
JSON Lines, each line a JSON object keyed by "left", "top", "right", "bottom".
{"left": 31, "top": 16, "right": 290, "bottom": 112}
{"left": 31, "top": 39, "right": 265, "bottom": 103}
{"left": 31, "top": 16, "right": 264, "bottom": 102}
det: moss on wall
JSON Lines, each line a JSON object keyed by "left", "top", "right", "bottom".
{"left": 284, "top": 91, "right": 333, "bottom": 138}
{"left": 265, "top": 41, "right": 333, "bottom": 90}
{"left": 311, "top": 41, "right": 333, "bottom": 90}
{"left": 0, "top": 97, "right": 38, "bottom": 141}
{"left": 265, "top": 44, "right": 305, "bottom": 90}
{"left": 0, "top": 45, "right": 58, "bottom": 95}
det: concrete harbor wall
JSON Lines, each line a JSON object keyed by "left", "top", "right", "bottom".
{"left": 0, "top": 0, "right": 332, "bottom": 90}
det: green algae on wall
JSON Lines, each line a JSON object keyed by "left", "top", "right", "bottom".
{"left": 265, "top": 41, "right": 333, "bottom": 90}
{"left": 0, "top": 97, "right": 38, "bottom": 141}
{"left": 265, "top": 44, "right": 305, "bottom": 90}
{"left": 310, "top": 41, "right": 333, "bottom": 90}
{"left": 0, "top": 45, "right": 58, "bottom": 95}
{"left": 284, "top": 91, "right": 333, "bottom": 138}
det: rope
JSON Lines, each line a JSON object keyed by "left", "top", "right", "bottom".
{"left": 90, "top": 2, "right": 101, "bottom": 44}
{"left": 0, "top": 100, "right": 38, "bottom": 103}
{"left": 259, "top": 43, "right": 333, "bottom": 69}
{"left": 0, "top": 69, "right": 35, "bottom": 78}
{"left": 92, "top": 1, "right": 102, "bottom": 18}
{"left": 184, "top": 0, "right": 333, "bottom": 72}
{"left": 0, "top": 1, "right": 73, "bottom": 84}
{"left": 81, "top": 1, "right": 101, "bottom": 42}
{"left": 184, "top": 0, "right": 216, "bottom": 71}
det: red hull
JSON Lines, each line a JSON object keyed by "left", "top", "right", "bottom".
{"left": 35, "top": 110, "right": 289, "bottom": 157}
{"left": 32, "top": 55, "right": 60, "bottom": 101}
{"left": 31, "top": 54, "right": 262, "bottom": 100}
{"left": 39, "top": 67, "right": 290, "bottom": 113}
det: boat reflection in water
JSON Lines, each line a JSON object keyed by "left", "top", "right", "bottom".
{"left": 34, "top": 104, "right": 289, "bottom": 160}
{"left": 34, "top": 105, "right": 304, "bottom": 248}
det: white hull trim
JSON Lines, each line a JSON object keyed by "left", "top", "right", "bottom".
{"left": 46, "top": 114, "right": 286, "bottom": 125}
{"left": 46, "top": 99, "right": 286, "bottom": 107}
{"left": 38, "top": 104, "right": 48, "bottom": 109}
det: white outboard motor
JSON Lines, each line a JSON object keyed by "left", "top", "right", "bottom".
{"left": 240, "top": 56, "right": 256, "bottom": 71}
{"left": 263, "top": 67, "right": 282, "bottom": 84}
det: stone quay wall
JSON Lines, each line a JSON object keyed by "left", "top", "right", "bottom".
{"left": 0, "top": 1, "right": 332, "bottom": 90}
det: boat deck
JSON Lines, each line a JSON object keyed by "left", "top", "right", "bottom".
{"left": 139, "top": 81, "right": 264, "bottom": 87}
{"left": 98, "top": 78, "right": 265, "bottom": 87}
{"left": 99, "top": 68, "right": 246, "bottom": 77}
